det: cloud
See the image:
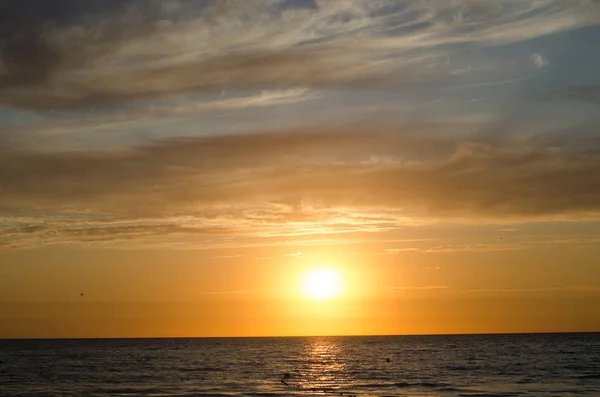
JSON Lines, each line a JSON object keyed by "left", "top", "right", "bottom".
{"left": 0, "top": 0, "right": 413, "bottom": 110}
{"left": 424, "top": 243, "right": 525, "bottom": 253}
{"left": 442, "top": 77, "right": 530, "bottom": 91}
{"left": 0, "top": 87, "right": 320, "bottom": 153}
{"left": 459, "top": 286, "right": 600, "bottom": 294}
{"left": 0, "top": 221, "right": 243, "bottom": 250}
{"left": 531, "top": 53, "right": 548, "bottom": 69}
{"left": 0, "top": 0, "right": 160, "bottom": 94}
{"left": 156, "top": 88, "right": 319, "bottom": 116}
{"left": 360, "top": 235, "right": 600, "bottom": 256}
{"left": 197, "top": 289, "right": 250, "bottom": 295}
{"left": 2, "top": 120, "right": 600, "bottom": 249}
{"left": 2, "top": 1, "right": 599, "bottom": 250}
{"left": 388, "top": 285, "right": 452, "bottom": 290}
{"left": 0, "top": 0, "right": 597, "bottom": 110}
{"left": 0, "top": 128, "right": 597, "bottom": 216}
{"left": 559, "top": 86, "right": 600, "bottom": 104}
{"left": 381, "top": 248, "right": 421, "bottom": 254}
{"left": 387, "top": 285, "right": 600, "bottom": 294}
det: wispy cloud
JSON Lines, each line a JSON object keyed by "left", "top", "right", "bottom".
{"left": 381, "top": 248, "right": 421, "bottom": 254}
{"left": 197, "top": 289, "right": 250, "bottom": 295}
{"left": 388, "top": 285, "right": 452, "bottom": 290}
{"left": 442, "top": 77, "right": 531, "bottom": 91}
{"left": 210, "top": 254, "right": 245, "bottom": 259}
{"left": 0, "top": 0, "right": 597, "bottom": 110}
{"left": 424, "top": 243, "right": 525, "bottom": 253}
{"left": 531, "top": 53, "right": 548, "bottom": 69}
{"left": 387, "top": 285, "right": 600, "bottom": 294}
{"left": 558, "top": 86, "right": 600, "bottom": 104}
{"left": 458, "top": 286, "right": 600, "bottom": 294}
{"left": 369, "top": 244, "right": 525, "bottom": 255}
{"left": 375, "top": 236, "right": 600, "bottom": 255}
{"left": 2, "top": 123, "right": 600, "bottom": 249}
{"left": 115, "top": 88, "right": 320, "bottom": 121}
{"left": 1, "top": 1, "right": 599, "bottom": 250}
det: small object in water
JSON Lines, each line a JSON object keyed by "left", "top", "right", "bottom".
{"left": 281, "top": 373, "right": 291, "bottom": 385}
{"left": 80, "top": 293, "right": 84, "bottom": 297}
{"left": 386, "top": 357, "right": 390, "bottom": 362}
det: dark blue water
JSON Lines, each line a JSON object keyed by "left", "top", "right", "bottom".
{"left": 1, "top": 333, "right": 599, "bottom": 397}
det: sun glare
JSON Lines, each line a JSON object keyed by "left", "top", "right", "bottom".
{"left": 302, "top": 268, "right": 342, "bottom": 300}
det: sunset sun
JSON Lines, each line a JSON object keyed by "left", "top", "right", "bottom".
{"left": 302, "top": 268, "right": 342, "bottom": 300}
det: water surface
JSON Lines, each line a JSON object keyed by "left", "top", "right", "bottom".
{"left": 1, "top": 333, "right": 599, "bottom": 396}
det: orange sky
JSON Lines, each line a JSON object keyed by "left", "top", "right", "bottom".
{"left": 2, "top": 233, "right": 600, "bottom": 338}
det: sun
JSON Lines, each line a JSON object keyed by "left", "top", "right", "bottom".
{"left": 302, "top": 268, "right": 342, "bottom": 300}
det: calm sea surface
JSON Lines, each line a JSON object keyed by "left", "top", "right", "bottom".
{"left": 0, "top": 333, "right": 599, "bottom": 397}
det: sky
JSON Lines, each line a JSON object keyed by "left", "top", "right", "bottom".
{"left": 1, "top": 0, "right": 600, "bottom": 339}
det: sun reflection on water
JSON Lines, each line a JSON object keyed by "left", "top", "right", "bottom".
{"left": 294, "top": 337, "right": 354, "bottom": 395}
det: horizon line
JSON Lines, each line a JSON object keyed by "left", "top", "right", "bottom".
{"left": 2, "top": 330, "right": 599, "bottom": 341}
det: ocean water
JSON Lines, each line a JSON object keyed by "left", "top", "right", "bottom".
{"left": 0, "top": 333, "right": 599, "bottom": 397}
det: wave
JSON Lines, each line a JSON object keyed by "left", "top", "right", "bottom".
{"left": 437, "top": 387, "right": 469, "bottom": 392}
{"left": 573, "top": 374, "right": 600, "bottom": 380}
{"left": 179, "top": 366, "right": 224, "bottom": 372}
{"left": 458, "top": 393, "right": 525, "bottom": 397}
{"left": 90, "top": 386, "right": 168, "bottom": 395}
{"left": 145, "top": 394, "right": 234, "bottom": 397}
{"left": 359, "top": 381, "right": 451, "bottom": 389}
{"left": 514, "top": 378, "right": 537, "bottom": 384}
{"left": 448, "top": 365, "right": 480, "bottom": 371}
{"left": 563, "top": 364, "right": 589, "bottom": 370}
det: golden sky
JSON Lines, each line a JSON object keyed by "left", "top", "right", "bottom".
{"left": 1, "top": 0, "right": 600, "bottom": 338}
{"left": 2, "top": 232, "right": 600, "bottom": 338}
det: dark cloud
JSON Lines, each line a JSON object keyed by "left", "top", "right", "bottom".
{"left": 0, "top": 222, "right": 242, "bottom": 250}
{"left": 0, "top": 129, "right": 392, "bottom": 219}
{"left": 1, "top": 126, "right": 600, "bottom": 225}
{"left": 0, "top": 0, "right": 370, "bottom": 110}
{"left": 0, "top": 0, "right": 160, "bottom": 99}
{"left": 0, "top": 225, "right": 49, "bottom": 237}
{"left": 0, "top": 0, "right": 134, "bottom": 28}
{"left": 559, "top": 86, "right": 600, "bottom": 104}
{"left": 60, "top": 224, "right": 229, "bottom": 238}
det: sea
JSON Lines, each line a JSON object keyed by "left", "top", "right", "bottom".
{"left": 0, "top": 333, "right": 599, "bottom": 397}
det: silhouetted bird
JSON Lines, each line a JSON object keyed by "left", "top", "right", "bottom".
{"left": 281, "top": 373, "right": 291, "bottom": 385}
{"left": 386, "top": 357, "right": 390, "bottom": 362}
{"left": 80, "top": 293, "right": 84, "bottom": 297}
